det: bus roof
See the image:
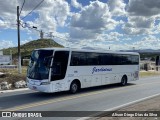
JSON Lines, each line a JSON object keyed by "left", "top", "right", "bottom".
{"left": 35, "top": 47, "right": 139, "bottom": 55}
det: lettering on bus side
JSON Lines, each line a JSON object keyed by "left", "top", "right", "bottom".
{"left": 92, "top": 67, "right": 112, "bottom": 74}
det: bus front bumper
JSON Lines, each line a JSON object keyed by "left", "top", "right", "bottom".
{"left": 27, "top": 79, "right": 52, "bottom": 93}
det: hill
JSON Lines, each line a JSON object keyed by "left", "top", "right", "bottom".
{"left": 0, "top": 39, "right": 63, "bottom": 87}
{"left": 1, "top": 39, "right": 63, "bottom": 58}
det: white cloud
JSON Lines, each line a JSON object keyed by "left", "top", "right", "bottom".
{"left": 70, "top": 27, "right": 101, "bottom": 40}
{"left": 0, "top": 20, "right": 7, "bottom": 28}
{"left": 0, "top": 0, "right": 19, "bottom": 29}
{"left": 1, "top": 0, "right": 160, "bottom": 50}
{"left": 122, "top": 37, "right": 132, "bottom": 41}
{"left": 132, "top": 35, "right": 160, "bottom": 49}
{"left": 109, "top": 32, "right": 123, "bottom": 37}
{"left": 153, "top": 22, "right": 160, "bottom": 34}
{"left": 0, "top": 40, "right": 15, "bottom": 49}
{"left": 24, "top": 0, "right": 70, "bottom": 33}
{"left": 122, "top": 16, "right": 156, "bottom": 35}
{"left": 127, "top": 16, "right": 155, "bottom": 28}
{"left": 71, "top": 1, "right": 113, "bottom": 30}
{"left": 70, "top": 1, "right": 120, "bottom": 41}
{"left": 127, "top": 0, "right": 160, "bottom": 17}
{"left": 96, "top": 32, "right": 123, "bottom": 42}
{"left": 46, "top": 31, "right": 70, "bottom": 47}
{"left": 0, "top": 0, "right": 70, "bottom": 32}
{"left": 68, "top": 31, "right": 125, "bottom": 50}
{"left": 122, "top": 27, "right": 150, "bottom": 35}
{"left": 123, "top": 0, "right": 160, "bottom": 35}
{"left": 71, "top": 0, "right": 82, "bottom": 9}
{"left": 0, "top": 0, "right": 18, "bottom": 20}
{"left": 108, "top": 0, "right": 126, "bottom": 16}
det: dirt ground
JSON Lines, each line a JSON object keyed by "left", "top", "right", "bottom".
{"left": 89, "top": 95, "right": 160, "bottom": 120}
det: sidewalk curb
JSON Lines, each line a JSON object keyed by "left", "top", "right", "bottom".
{"left": 0, "top": 88, "right": 29, "bottom": 93}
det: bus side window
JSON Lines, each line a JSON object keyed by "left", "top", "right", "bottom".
{"left": 70, "top": 52, "right": 79, "bottom": 66}
{"left": 131, "top": 55, "right": 139, "bottom": 65}
{"left": 70, "top": 52, "right": 87, "bottom": 66}
{"left": 87, "top": 53, "right": 99, "bottom": 65}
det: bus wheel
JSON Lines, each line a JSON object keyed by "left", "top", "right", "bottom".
{"left": 120, "top": 76, "right": 127, "bottom": 86}
{"left": 70, "top": 82, "right": 79, "bottom": 94}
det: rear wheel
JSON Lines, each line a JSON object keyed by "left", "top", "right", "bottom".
{"left": 120, "top": 76, "right": 127, "bottom": 86}
{"left": 70, "top": 82, "right": 79, "bottom": 94}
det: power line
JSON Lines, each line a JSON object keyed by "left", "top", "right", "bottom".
{"left": 19, "top": 22, "right": 41, "bottom": 32}
{"left": 19, "top": 0, "right": 26, "bottom": 15}
{"left": 20, "top": 22, "right": 68, "bottom": 41}
{"left": 21, "top": 0, "right": 44, "bottom": 20}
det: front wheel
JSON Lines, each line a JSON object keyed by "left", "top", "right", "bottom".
{"left": 120, "top": 76, "right": 127, "bottom": 86}
{"left": 70, "top": 82, "right": 79, "bottom": 94}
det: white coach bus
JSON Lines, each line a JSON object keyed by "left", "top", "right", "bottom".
{"left": 27, "top": 48, "right": 139, "bottom": 93}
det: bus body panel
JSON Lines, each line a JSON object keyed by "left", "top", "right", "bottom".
{"left": 67, "top": 65, "right": 139, "bottom": 88}
{"left": 27, "top": 48, "right": 139, "bottom": 93}
{"left": 27, "top": 79, "right": 52, "bottom": 93}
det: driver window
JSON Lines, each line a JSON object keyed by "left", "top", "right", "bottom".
{"left": 51, "top": 51, "right": 69, "bottom": 81}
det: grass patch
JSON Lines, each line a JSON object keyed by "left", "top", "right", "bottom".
{"left": 0, "top": 67, "right": 27, "bottom": 88}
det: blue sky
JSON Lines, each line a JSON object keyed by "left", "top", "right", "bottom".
{"left": 0, "top": 0, "right": 160, "bottom": 50}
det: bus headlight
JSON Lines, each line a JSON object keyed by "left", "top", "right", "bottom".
{"left": 40, "top": 82, "right": 50, "bottom": 85}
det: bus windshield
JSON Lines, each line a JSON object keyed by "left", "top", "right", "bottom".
{"left": 27, "top": 50, "right": 53, "bottom": 80}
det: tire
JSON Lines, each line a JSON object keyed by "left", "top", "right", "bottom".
{"left": 120, "top": 76, "right": 127, "bottom": 86}
{"left": 70, "top": 82, "right": 79, "bottom": 94}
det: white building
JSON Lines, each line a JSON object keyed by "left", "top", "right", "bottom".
{"left": 0, "top": 55, "right": 11, "bottom": 65}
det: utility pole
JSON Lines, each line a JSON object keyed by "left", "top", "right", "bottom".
{"left": 17, "top": 6, "right": 22, "bottom": 74}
